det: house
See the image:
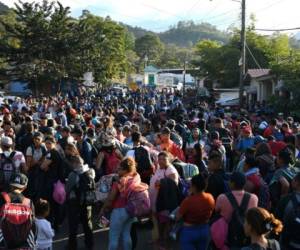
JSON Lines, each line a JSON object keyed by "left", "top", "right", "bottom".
{"left": 245, "top": 69, "right": 277, "bottom": 104}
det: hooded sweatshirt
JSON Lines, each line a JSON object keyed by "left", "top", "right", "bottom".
{"left": 66, "top": 163, "right": 95, "bottom": 200}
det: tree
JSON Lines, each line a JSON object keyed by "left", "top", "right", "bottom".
{"left": 135, "top": 34, "right": 164, "bottom": 64}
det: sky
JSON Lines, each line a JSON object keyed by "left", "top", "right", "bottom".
{"left": 2, "top": 0, "right": 300, "bottom": 34}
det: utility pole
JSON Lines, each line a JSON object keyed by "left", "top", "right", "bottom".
{"left": 183, "top": 61, "right": 186, "bottom": 95}
{"left": 239, "top": 0, "right": 246, "bottom": 107}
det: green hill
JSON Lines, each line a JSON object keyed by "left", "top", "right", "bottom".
{"left": 122, "top": 20, "right": 229, "bottom": 47}
{"left": 0, "top": 2, "right": 9, "bottom": 15}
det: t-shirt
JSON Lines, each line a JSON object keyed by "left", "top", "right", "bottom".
{"left": 26, "top": 146, "right": 45, "bottom": 162}
{"left": 179, "top": 192, "right": 215, "bottom": 224}
{"left": 35, "top": 218, "right": 54, "bottom": 249}
{"left": 45, "top": 149, "right": 63, "bottom": 180}
{"left": 215, "top": 190, "right": 258, "bottom": 222}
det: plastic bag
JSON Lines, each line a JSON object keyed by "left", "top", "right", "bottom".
{"left": 53, "top": 180, "right": 66, "bottom": 205}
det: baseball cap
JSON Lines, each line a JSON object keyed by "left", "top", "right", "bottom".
{"left": 1, "top": 136, "right": 13, "bottom": 147}
{"left": 10, "top": 173, "right": 28, "bottom": 189}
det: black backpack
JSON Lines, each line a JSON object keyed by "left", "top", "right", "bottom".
{"left": 282, "top": 194, "right": 300, "bottom": 248}
{"left": 134, "top": 146, "right": 153, "bottom": 172}
{"left": 75, "top": 169, "right": 96, "bottom": 206}
{"left": 0, "top": 152, "right": 17, "bottom": 191}
{"left": 226, "top": 192, "right": 251, "bottom": 247}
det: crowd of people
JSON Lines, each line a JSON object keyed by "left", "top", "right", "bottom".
{"left": 0, "top": 88, "right": 298, "bottom": 250}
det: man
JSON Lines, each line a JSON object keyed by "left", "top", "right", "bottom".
{"left": 0, "top": 136, "right": 27, "bottom": 191}
{"left": 72, "top": 127, "right": 93, "bottom": 167}
{"left": 236, "top": 126, "right": 255, "bottom": 154}
{"left": 206, "top": 153, "right": 229, "bottom": 200}
{"left": 65, "top": 155, "right": 94, "bottom": 250}
{"left": 0, "top": 173, "right": 36, "bottom": 249}
{"left": 263, "top": 119, "right": 283, "bottom": 141}
{"left": 58, "top": 126, "right": 73, "bottom": 151}
{"left": 159, "top": 127, "right": 185, "bottom": 162}
{"left": 277, "top": 173, "right": 300, "bottom": 250}
{"left": 166, "top": 119, "right": 183, "bottom": 149}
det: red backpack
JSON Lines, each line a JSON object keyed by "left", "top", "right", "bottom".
{"left": 103, "top": 151, "right": 121, "bottom": 174}
{"left": 0, "top": 192, "right": 34, "bottom": 249}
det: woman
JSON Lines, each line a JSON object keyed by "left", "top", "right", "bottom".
{"left": 100, "top": 157, "right": 140, "bottom": 250}
{"left": 64, "top": 143, "right": 81, "bottom": 178}
{"left": 41, "top": 136, "right": 64, "bottom": 231}
{"left": 149, "top": 151, "right": 179, "bottom": 249}
{"left": 255, "top": 142, "right": 275, "bottom": 182}
{"left": 192, "top": 143, "right": 207, "bottom": 174}
{"left": 242, "top": 207, "right": 282, "bottom": 250}
{"left": 176, "top": 174, "right": 215, "bottom": 250}
{"left": 25, "top": 132, "right": 47, "bottom": 200}
{"left": 185, "top": 128, "right": 202, "bottom": 163}
{"left": 95, "top": 137, "right": 123, "bottom": 176}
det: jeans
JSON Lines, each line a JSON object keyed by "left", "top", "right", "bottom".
{"left": 67, "top": 201, "right": 93, "bottom": 250}
{"left": 179, "top": 224, "right": 210, "bottom": 250}
{"left": 109, "top": 208, "right": 134, "bottom": 250}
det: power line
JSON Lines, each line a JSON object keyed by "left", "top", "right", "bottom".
{"left": 246, "top": 43, "right": 262, "bottom": 69}
{"left": 255, "top": 27, "right": 300, "bottom": 32}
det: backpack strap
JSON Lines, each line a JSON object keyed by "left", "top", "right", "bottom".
{"left": 226, "top": 192, "right": 251, "bottom": 212}
{"left": 240, "top": 192, "right": 251, "bottom": 212}
{"left": 226, "top": 192, "right": 240, "bottom": 210}
{"left": 1, "top": 192, "right": 11, "bottom": 203}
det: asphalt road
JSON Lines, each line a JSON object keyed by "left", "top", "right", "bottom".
{"left": 53, "top": 219, "right": 180, "bottom": 250}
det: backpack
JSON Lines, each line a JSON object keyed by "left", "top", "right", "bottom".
{"left": 178, "top": 178, "right": 191, "bottom": 201}
{"left": 257, "top": 178, "right": 271, "bottom": 209}
{"left": 0, "top": 152, "right": 17, "bottom": 191}
{"left": 103, "top": 151, "right": 121, "bottom": 175}
{"left": 125, "top": 184, "right": 151, "bottom": 218}
{"left": 226, "top": 192, "right": 251, "bottom": 247}
{"left": 282, "top": 194, "right": 300, "bottom": 247}
{"left": 95, "top": 174, "right": 118, "bottom": 202}
{"left": 245, "top": 239, "right": 280, "bottom": 250}
{"left": 76, "top": 169, "right": 97, "bottom": 206}
{"left": 0, "top": 192, "right": 34, "bottom": 249}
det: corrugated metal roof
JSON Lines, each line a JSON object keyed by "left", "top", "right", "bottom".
{"left": 247, "top": 69, "right": 271, "bottom": 78}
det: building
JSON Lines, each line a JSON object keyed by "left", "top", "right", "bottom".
{"left": 245, "top": 69, "right": 277, "bottom": 104}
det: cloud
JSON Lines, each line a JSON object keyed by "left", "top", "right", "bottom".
{"left": 2, "top": 0, "right": 300, "bottom": 33}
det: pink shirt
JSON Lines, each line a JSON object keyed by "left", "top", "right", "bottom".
{"left": 215, "top": 190, "right": 258, "bottom": 222}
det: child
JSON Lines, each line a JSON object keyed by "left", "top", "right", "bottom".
{"left": 35, "top": 199, "right": 55, "bottom": 250}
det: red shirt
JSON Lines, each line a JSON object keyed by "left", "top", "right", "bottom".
{"left": 179, "top": 192, "right": 215, "bottom": 224}
{"left": 111, "top": 183, "right": 127, "bottom": 209}
{"left": 263, "top": 127, "right": 273, "bottom": 138}
{"left": 268, "top": 141, "right": 287, "bottom": 156}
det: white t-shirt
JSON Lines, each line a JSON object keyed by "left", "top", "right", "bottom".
{"left": 26, "top": 146, "right": 44, "bottom": 162}
{"left": 35, "top": 218, "right": 54, "bottom": 249}
{"left": 149, "top": 165, "right": 179, "bottom": 211}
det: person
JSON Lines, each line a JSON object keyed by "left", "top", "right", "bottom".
{"left": 0, "top": 173, "right": 36, "bottom": 249}
{"left": 269, "top": 148, "right": 297, "bottom": 207}
{"left": 40, "top": 136, "right": 64, "bottom": 231}
{"left": 149, "top": 151, "right": 179, "bottom": 248}
{"left": 206, "top": 153, "right": 228, "bottom": 200}
{"left": 192, "top": 143, "right": 207, "bottom": 173}
{"left": 242, "top": 207, "right": 282, "bottom": 250}
{"left": 276, "top": 172, "right": 300, "bottom": 249}
{"left": 255, "top": 142, "right": 275, "bottom": 183}
{"left": 0, "top": 136, "right": 27, "bottom": 191}
{"left": 176, "top": 174, "right": 215, "bottom": 250}
{"left": 26, "top": 132, "right": 47, "bottom": 200}
{"left": 65, "top": 155, "right": 95, "bottom": 250}
{"left": 126, "top": 132, "right": 154, "bottom": 184}
{"left": 215, "top": 171, "right": 258, "bottom": 223}
{"left": 35, "top": 199, "right": 55, "bottom": 250}
{"left": 72, "top": 127, "right": 93, "bottom": 167}
{"left": 159, "top": 127, "right": 185, "bottom": 162}
{"left": 185, "top": 128, "right": 202, "bottom": 163}
{"left": 236, "top": 126, "right": 255, "bottom": 154}
{"left": 100, "top": 157, "right": 140, "bottom": 250}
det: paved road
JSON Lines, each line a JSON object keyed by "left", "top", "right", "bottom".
{"left": 53, "top": 220, "right": 179, "bottom": 250}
